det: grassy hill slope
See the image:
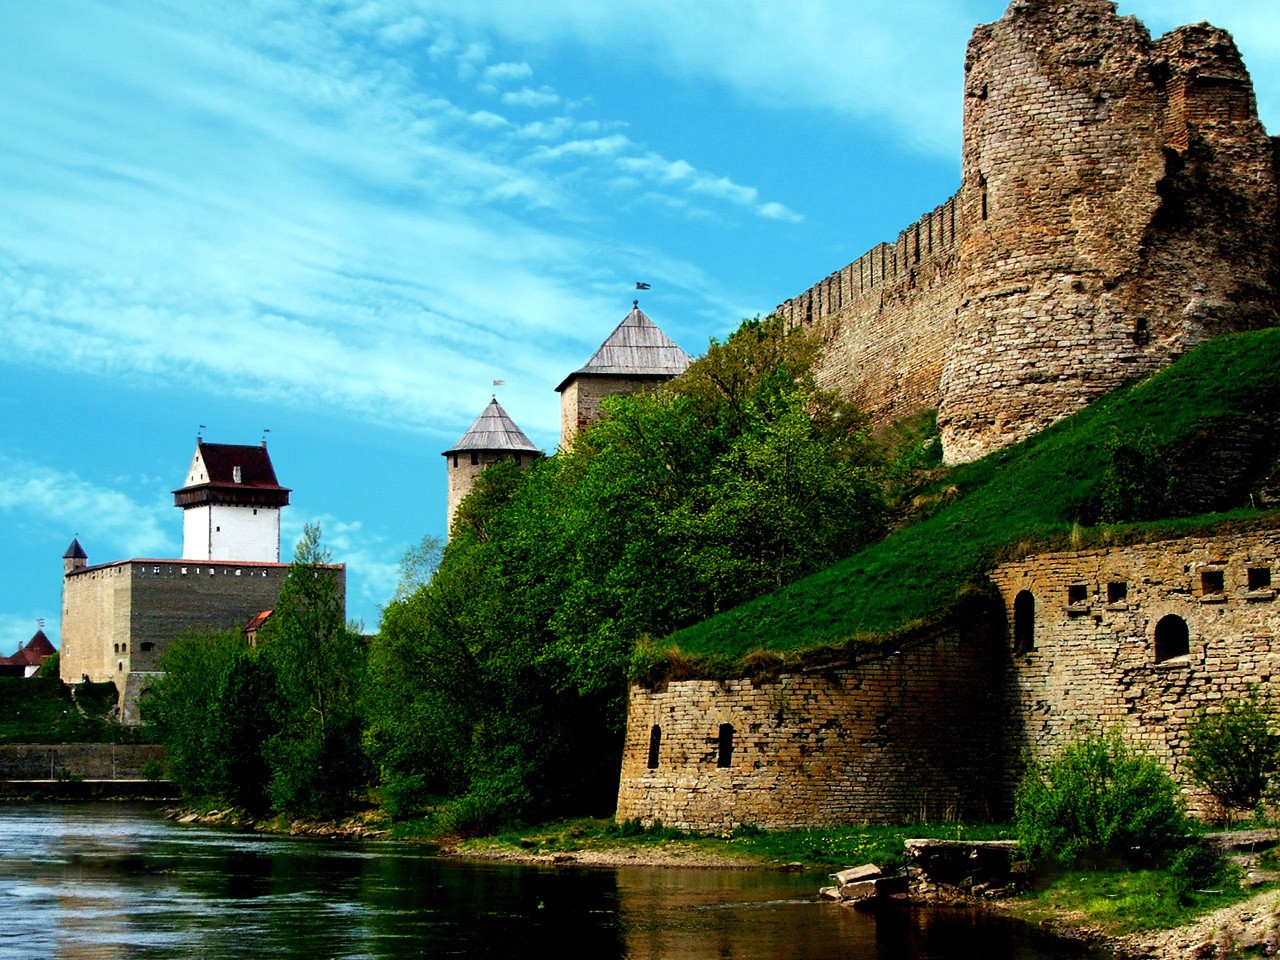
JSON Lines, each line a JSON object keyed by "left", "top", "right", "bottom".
{"left": 664, "top": 328, "right": 1280, "bottom": 662}
{"left": 0, "top": 678, "right": 155, "bottom": 744}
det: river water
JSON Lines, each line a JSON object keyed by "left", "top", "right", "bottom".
{"left": 0, "top": 804, "right": 1097, "bottom": 960}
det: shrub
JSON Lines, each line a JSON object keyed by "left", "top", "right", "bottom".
{"left": 1186, "top": 690, "right": 1280, "bottom": 823}
{"left": 1015, "top": 731, "right": 1188, "bottom": 867}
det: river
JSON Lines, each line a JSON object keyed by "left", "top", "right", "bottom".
{"left": 0, "top": 803, "right": 1097, "bottom": 959}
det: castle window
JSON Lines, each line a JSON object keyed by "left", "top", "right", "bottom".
{"left": 235, "top": 569, "right": 241, "bottom": 576}
{"left": 979, "top": 173, "right": 989, "bottom": 220}
{"left": 181, "top": 567, "right": 187, "bottom": 575}
{"left": 717, "top": 723, "right": 735, "bottom": 768}
{"left": 1067, "top": 584, "right": 1088, "bottom": 605}
{"left": 470, "top": 452, "right": 479, "bottom": 466}
{"left": 118, "top": 661, "right": 124, "bottom": 672}
{"left": 1108, "top": 581, "right": 1128, "bottom": 603}
{"left": 1201, "top": 570, "right": 1224, "bottom": 595}
{"left": 452, "top": 454, "right": 458, "bottom": 468}
{"left": 647, "top": 725, "right": 662, "bottom": 769}
{"left": 113, "top": 643, "right": 119, "bottom": 654}
{"left": 140, "top": 642, "right": 154, "bottom": 652}
{"left": 1013, "top": 591, "right": 1035, "bottom": 654}
{"left": 1154, "top": 615, "right": 1190, "bottom": 663}
{"left": 153, "top": 566, "right": 160, "bottom": 574}
{"left": 1249, "top": 568, "right": 1272, "bottom": 591}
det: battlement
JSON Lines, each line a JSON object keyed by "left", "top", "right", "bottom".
{"left": 780, "top": 0, "right": 1279, "bottom": 463}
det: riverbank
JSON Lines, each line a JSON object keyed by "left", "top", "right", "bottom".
{"left": 164, "top": 806, "right": 1280, "bottom": 957}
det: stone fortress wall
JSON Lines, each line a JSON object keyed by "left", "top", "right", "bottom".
{"left": 616, "top": 529, "right": 1280, "bottom": 828}
{"left": 60, "top": 558, "right": 343, "bottom": 722}
{"left": 777, "top": 0, "right": 1280, "bottom": 465}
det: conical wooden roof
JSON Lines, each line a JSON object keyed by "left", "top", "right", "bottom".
{"left": 443, "top": 398, "right": 540, "bottom": 455}
{"left": 556, "top": 302, "right": 692, "bottom": 392}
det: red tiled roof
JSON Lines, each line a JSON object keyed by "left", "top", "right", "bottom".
{"left": 245, "top": 610, "right": 273, "bottom": 632}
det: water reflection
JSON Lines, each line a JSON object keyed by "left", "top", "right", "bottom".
{"left": 0, "top": 804, "right": 1092, "bottom": 960}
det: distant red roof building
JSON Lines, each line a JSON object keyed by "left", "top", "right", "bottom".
{"left": 0, "top": 629, "right": 56, "bottom": 678}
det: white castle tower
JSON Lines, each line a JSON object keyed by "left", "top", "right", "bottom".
{"left": 174, "top": 440, "right": 290, "bottom": 562}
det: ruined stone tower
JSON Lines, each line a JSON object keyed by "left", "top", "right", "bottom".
{"left": 442, "top": 397, "right": 541, "bottom": 534}
{"left": 556, "top": 302, "right": 693, "bottom": 449}
{"left": 778, "top": 0, "right": 1279, "bottom": 464}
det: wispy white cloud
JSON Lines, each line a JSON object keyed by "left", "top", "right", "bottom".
{"left": 502, "top": 86, "right": 561, "bottom": 108}
{"left": 484, "top": 61, "right": 533, "bottom": 83}
{"left": 617, "top": 152, "right": 803, "bottom": 223}
{"left": 0, "top": 456, "right": 176, "bottom": 560}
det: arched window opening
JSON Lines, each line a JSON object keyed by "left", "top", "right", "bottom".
{"left": 1154, "top": 615, "right": 1190, "bottom": 663}
{"left": 717, "top": 723, "right": 735, "bottom": 768}
{"left": 1013, "top": 591, "right": 1035, "bottom": 654}
{"left": 647, "top": 725, "right": 662, "bottom": 769}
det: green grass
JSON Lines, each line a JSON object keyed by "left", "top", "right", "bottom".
{"left": 442, "top": 817, "right": 1011, "bottom": 869}
{"left": 666, "top": 329, "right": 1280, "bottom": 661}
{"left": 0, "top": 677, "right": 157, "bottom": 744}
{"left": 1009, "top": 866, "right": 1259, "bottom": 935}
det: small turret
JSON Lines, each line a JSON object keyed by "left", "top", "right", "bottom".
{"left": 442, "top": 397, "right": 540, "bottom": 536}
{"left": 63, "top": 537, "right": 87, "bottom": 576}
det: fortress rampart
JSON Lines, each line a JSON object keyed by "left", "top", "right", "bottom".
{"left": 779, "top": 0, "right": 1279, "bottom": 464}
{"left": 617, "top": 528, "right": 1280, "bottom": 827}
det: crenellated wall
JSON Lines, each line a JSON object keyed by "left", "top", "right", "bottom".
{"left": 777, "top": 196, "right": 966, "bottom": 429}
{"left": 779, "top": 0, "right": 1279, "bottom": 465}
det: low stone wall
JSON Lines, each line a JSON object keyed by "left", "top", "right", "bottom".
{"left": 616, "top": 612, "right": 1007, "bottom": 830}
{"left": 0, "top": 743, "right": 166, "bottom": 781}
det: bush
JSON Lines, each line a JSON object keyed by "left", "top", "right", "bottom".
{"left": 1015, "top": 732, "right": 1188, "bottom": 867}
{"left": 1186, "top": 690, "right": 1280, "bottom": 823}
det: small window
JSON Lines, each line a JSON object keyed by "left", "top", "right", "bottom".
{"left": 1013, "top": 591, "right": 1035, "bottom": 654}
{"left": 235, "top": 569, "right": 241, "bottom": 576}
{"left": 181, "top": 567, "right": 187, "bottom": 575}
{"left": 717, "top": 723, "right": 735, "bottom": 768}
{"left": 647, "top": 725, "right": 662, "bottom": 769}
{"left": 1155, "top": 615, "right": 1190, "bottom": 663}
{"left": 1067, "top": 584, "right": 1088, "bottom": 604}
{"left": 1201, "top": 570, "right": 1224, "bottom": 595}
{"left": 452, "top": 453, "right": 458, "bottom": 468}
{"left": 1249, "top": 568, "right": 1272, "bottom": 591}
{"left": 118, "top": 660, "right": 124, "bottom": 672}
{"left": 153, "top": 566, "right": 160, "bottom": 574}
{"left": 470, "top": 452, "right": 479, "bottom": 466}
{"left": 113, "top": 643, "right": 119, "bottom": 654}
{"left": 140, "top": 642, "right": 154, "bottom": 653}
{"left": 215, "top": 526, "right": 221, "bottom": 533}
{"left": 1107, "top": 581, "right": 1128, "bottom": 603}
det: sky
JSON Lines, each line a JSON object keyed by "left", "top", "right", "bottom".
{"left": 2, "top": 0, "right": 1279, "bottom": 650}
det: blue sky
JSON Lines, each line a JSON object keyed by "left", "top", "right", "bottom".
{"left": 2, "top": 0, "right": 1278, "bottom": 649}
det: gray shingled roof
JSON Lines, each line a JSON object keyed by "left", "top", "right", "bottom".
{"left": 443, "top": 397, "right": 541, "bottom": 455}
{"left": 555, "top": 302, "right": 692, "bottom": 392}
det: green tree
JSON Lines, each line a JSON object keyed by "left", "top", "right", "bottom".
{"left": 1186, "top": 690, "right": 1280, "bottom": 823}
{"left": 144, "top": 627, "right": 271, "bottom": 804}
{"left": 1015, "top": 731, "right": 1188, "bottom": 867}
{"left": 368, "top": 316, "right": 885, "bottom": 825}
{"left": 259, "top": 523, "right": 368, "bottom": 817}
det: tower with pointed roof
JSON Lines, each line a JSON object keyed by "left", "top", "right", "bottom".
{"left": 174, "top": 440, "right": 290, "bottom": 562}
{"left": 63, "top": 537, "right": 87, "bottom": 576}
{"left": 442, "top": 397, "right": 541, "bottom": 535}
{"left": 555, "top": 301, "right": 692, "bottom": 448}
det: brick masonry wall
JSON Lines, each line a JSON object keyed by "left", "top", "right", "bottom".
{"left": 990, "top": 529, "right": 1280, "bottom": 819}
{"left": 0, "top": 743, "right": 166, "bottom": 780}
{"left": 558, "top": 374, "right": 671, "bottom": 449}
{"left": 616, "top": 619, "right": 1007, "bottom": 830}
{"left": 617, "top": 528, "right": 1280, "bottom": 828}
{"left": 446, "top": 450, "right": 533, "bottom": 532}
{"left": 779, "top": 0, "right": 1278, "bottom": 466}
